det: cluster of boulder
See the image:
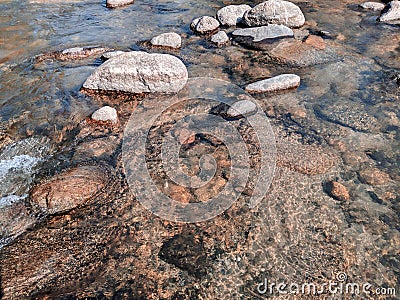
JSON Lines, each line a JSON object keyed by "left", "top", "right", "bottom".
{"left": 359, "top": 1, "right": 400, "bottom": 23}
{"left": 65, "top": 0, "right": 400, "bottom": 125}
{"left": 190, "top": 0, "right": 305, "bottom": 47}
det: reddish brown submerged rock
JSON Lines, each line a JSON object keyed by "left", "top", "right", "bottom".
{"left": 30, "top": 165, "right": 111, "bottom": 214}
{"left": 358, "top": 167, "right": 391, "bottom": 186}
{"left": 325, "top": 181, "right": 350, "bottom": 201}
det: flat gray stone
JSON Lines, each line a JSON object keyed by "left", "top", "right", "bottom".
{"left": 245, "top": 74, "right": 300, "bottom": 93}
{"left": 379, "top": 1, "right": 400, "bottom": 22}
{"left": 62, "top": 47, "right": 84, "bottom": 55}
{"left": 232, "top": 24, "right": 293, "bottom": 42}
{"left": 360, "top": 1, "right": 385, "bottom": 11}
{"left": 216, "top": 4, "right": 252, "bottom": 26}
{"left": 150, "top": 32, "right": 182, "bottom": 49}
{"left": 91, "top": 106, "right": 118, "bottom": 124}
{"left": 243, "top": 0, "right": 305, "bottom": 28}
{"left": 83, "top": 51, "right": 188, "bottom": 94}
{"left": 211, "top": 31, "right": 230, "bottom": 46}
{"left": 226, "top": 100, "right": 258, "bottom": 117}
{"left": 191, "top": 16, "right": 220, "bottom": 34}
{"left": 101, "top": 51, "right": 129, "bottom": 60}
{"left": 106, "top": 0, "right": 134, "bottom": 8}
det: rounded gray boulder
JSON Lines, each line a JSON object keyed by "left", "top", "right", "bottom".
{"left": 83, "top": 51, "right": 188, "bottom": 94}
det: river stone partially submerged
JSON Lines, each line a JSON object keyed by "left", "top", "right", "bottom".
{"left": 379, "top": 1, "right": 400, "bottom": 23}
{"left": 232, "top": 24, "right": 293, "bottom": 42}
{"left": 106, "top": 0, "right": 134, "bottom": 8}
{"left": 191, "top": 16, "right": 220, "bottom": 34}
{"left": 83, "top": 51, "right": 188, "bottom": 94}
{"left": 150, "top": 32, "right": 182, "bottom": 49}
{"left": 211, "top": 31, "right": 230, "bottom": 46}
{"left": 245, "top": 74, "right": 300, "bottom": 93}
{"left": 216, "top": 4, "right": 252, "bottom": 26}
{"left": 91, "top": 106, "right": 118, "bottom": 124}
{"left": 243, "top": 0, "right": 305, "bottom": 28}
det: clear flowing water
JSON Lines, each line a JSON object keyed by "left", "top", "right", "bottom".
{"left": 0, "top": 0, "right": 399, "bottom": 298}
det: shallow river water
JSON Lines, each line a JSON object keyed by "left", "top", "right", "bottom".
{"left": 0, "top": 0, "right": 399, "bottom": 298}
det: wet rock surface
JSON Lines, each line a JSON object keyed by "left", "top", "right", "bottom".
{"left": 245, "top": 73, "right": 300, "bottom": 93}
{"left": 216, "top": 4, "right": 251, "bottom": 26}
{"left": 91, "top": 106, "right": 118, "bottom": 124}
{"left": 358, "top": 167, "right": 391, "bottom": 185}
{"left": 191, "top": 16, "right": 220, "bottom": 34}
{"left": 325, "top": 180, "right": 351, "bottom": 201}
{"left": 83, "top": 51, "right": 188, "bottom": 93}
{"left": 210, "top": 31, "right": 230, "bottom": 46}
{"left": 30, "top": 165, "right": 111, "bottom": 214}
{"left": 243, "top": 0, "right": 305, "bottom": 28}
{"left": 379, "top": 0, "right": 400, "bottom": 23}
{"left": 150, "top": 32, "right": 182, "bottom": 49}
{"left": 268, "top": 39, "right": 338, "bottom": 66}
{"left": 232, "top": 24, "right": 294, "bottom": 42}
{"left": 315, "top": 101, "right": 380, "bottom": 133}
{"left": 36, "top": 47, "right": 110, "bottom": 62}
{"left": 360, "top": 1, "right": 385, "bottom": 11}
{"left": 106, "top": 0, "right": 135, "bottom": 8}
{"left": 101, "top": 50, "right": 129, "bottom": 60}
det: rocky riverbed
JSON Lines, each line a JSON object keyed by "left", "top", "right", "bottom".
{"left": 0, "top": 0, "right": 399, "bottom": 298}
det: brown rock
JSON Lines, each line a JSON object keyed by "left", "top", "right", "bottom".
{"left": 173, "top": 128, "right": 196, "bottom": 145}
{"left": 73, "top": 136, "right": 119, "bottom": 161}
{"left": 165, "top": 183, "right": 192, "bottom": 204}
{"left": 276, "top": 142, "right": 338, "bottom": 175}
{"left": 304, "top": 35, "right": 325, "bottom": 50}
{"left": 359, "top": 167, "right": 391, "bottom": 186}
{"left": 269, "top": 39, "right": 336, "bottom": 67}
{"left": 325, "top": 181, "right": 350, "bottom": 201}
{"left": 342, "top": 151, "right": 369, "bottom": 167}
{"left": 30, "top": 165, "right": 110, "bottom": 214}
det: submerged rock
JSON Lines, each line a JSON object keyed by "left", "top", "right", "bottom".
{"left": 211, "top": 31, "right": 230, "bottom": 46}
{"left": 243, "top": 0, "right": 305, "bottom": 28}
{"left": 245, "top": 74, "right": 300, "bottom": 93}
{"left": 191, "top": 16, "right": 220, "bottom": 34}
{"left": 83, "top": 51, "right": 188, "bottom": 94}
{"left": 91, "top": 106, "right": 118, "bottom": 124}
{"left": 268, "top": 39, "right": 337, "bottom": 66}
{"left": 379, "top": 1, "right": 400, "bottom": 23}
{"left": 0, "top": 137, "right": 51, "bottom": 198}
{"left": 315, "top": 102, "right": 379, "bottom": 133}
{"left": 304, "top": 35, "right": 325, "bottom": 50}
{"left": 216, "top": 4, "right": 252, "bottom": 26}
{"left": 150, "top": 32, "right": 182, "bottom": 49}
{"left": 325, "top": 181, "right": 350, "bottom": 201}
{"left": 358, "top": 167, "right": 391, "bottom": 186}
{"left": 232, "top": 24, "right": 293, "bottom": 42}
{"left": 0, "top": 200, "right": 36, "bottom": 250}
{"left": 37, "top": 47, "right": 110, "bottom": 62}
{"left": 226, "top": 100, "right": 258, "bottom": 118}
{"left": 360, "top": 2, "right": 385, "bottom": 11}
{"left": 30, "top": 165, "right": 111, "bottom": 214}
{"left": 106, "top": 0, "right": 135, "bottom": 8}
